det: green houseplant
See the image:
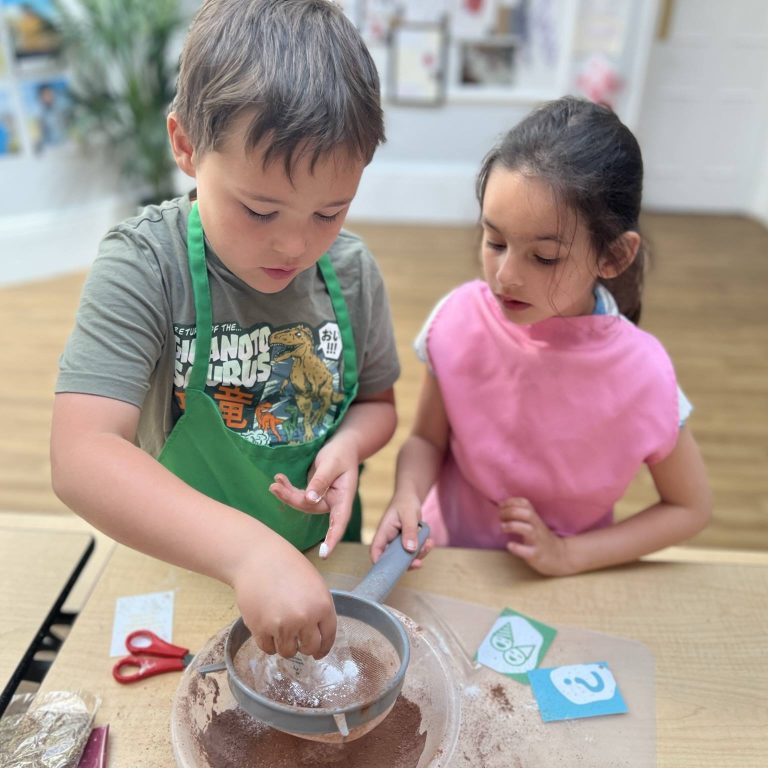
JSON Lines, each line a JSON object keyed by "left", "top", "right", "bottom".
{"left": 55, "top": 0, "right": 183, "bottom": 204}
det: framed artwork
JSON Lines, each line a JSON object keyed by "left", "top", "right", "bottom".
{"left": 459, "top": 36, "right": 518, "bottom": 87}
{"left": 451, "top": 0, "right": 497, "bottom": 40}
{"left": 359, "top": 0, "right": 402, "bottom": 46}
{"left": 388, "top": 19, "right": 447, "bottom": 106}
{"left": 20, "top": 76, "right": 73, "bottom": 153}
{"left": 1, "top": 0, "right": 63, "bottom": 69}
{"left": 0, "top": 88, "right": 21, "bottom": 155}
{"left": 402, "top": 0, "right": 450, "bottom": 24}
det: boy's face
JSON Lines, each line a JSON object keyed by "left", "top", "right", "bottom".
{"left": 172, "top": 113, "right": 365, "bottom": 293}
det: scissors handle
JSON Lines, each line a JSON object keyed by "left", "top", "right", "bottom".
{"left": 125, "top": 629, "right": 188, "bottom": 657}
{"left": 112, "top": 654, "right": 187, "bottom": 684}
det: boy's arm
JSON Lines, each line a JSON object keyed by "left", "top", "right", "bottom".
{"left": 269, "top": 387, "right": 397, "bottom": 553}
{"left": 503, "top": 425, "right": 712, "bottom": 575}
{"left": 370, "top": 371, "right": 449, "bottom": 563}
{"left": 51, "top": 392, "right": 337, "bottom": 659}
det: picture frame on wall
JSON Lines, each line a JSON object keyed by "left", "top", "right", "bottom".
{"left": 458, "top": 36, "right": 518, "bottom": 88}
{"left": 0, "top": 88, "right": 22, "bottom": 155}
{"left": 359, "top": 0, "right": 402, "bottom": 46}
{"left": 2, "top": 0, "right": 63, "bottom": 72}
{"left": 20, "top": 76, "right": 74, "bottom": 154}
{"left": 388, "top": 19, "right": 448, "bottom": 107}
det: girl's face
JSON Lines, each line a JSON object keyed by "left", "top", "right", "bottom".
{"left": 480, "top": 168, "right": 601, "bottom": 324}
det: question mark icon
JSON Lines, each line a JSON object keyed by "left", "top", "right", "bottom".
{"left": 563, "top": 670, "right": 606, "bottom": 693}
{"left": 550, "top": 663, "right": 617, "bottom": 705}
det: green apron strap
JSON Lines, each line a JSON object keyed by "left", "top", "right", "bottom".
{"left": 186, "top": 203, "right": 212, "bottom": 392}
{"left": 317, "top": 254, "right": 357, "bottom": 395}
{"left": 317, "top": 255, "right": 362, "bottom": 544}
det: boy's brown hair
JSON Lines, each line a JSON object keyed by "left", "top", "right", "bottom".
{"left": 171, "top": 0, "right": 385, "bottom": 172}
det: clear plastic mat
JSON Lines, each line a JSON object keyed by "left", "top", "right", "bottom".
{"left": 171, "top": 575, "right": 655, "bottom": 767}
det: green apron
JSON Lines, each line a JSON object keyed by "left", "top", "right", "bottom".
{"left": 158, "top": 202, "right": 361, "bottom": 550}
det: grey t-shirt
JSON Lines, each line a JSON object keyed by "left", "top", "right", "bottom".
{"left": 57, "top": 194, "right": 400, "bottom": 456}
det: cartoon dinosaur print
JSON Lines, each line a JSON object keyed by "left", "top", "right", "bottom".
{"left": 255, "top": 401, "right": 285, "bottom": 442}
{"left": 269, "top": 325, "right": 344, "bottom": 441}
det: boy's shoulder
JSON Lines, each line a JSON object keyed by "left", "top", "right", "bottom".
{"left": 325, "top": 227, "right": 381, "bottom": 283}
{"left": 96, "top": 196, "right": 190, "bottom": 277}
{"left": 327, "top": 227, "right": 372, "bottom": 260}
{"left": 110, "top": 195, "right": 189, "bottom": 244}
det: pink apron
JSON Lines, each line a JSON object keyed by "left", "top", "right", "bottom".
{"left": 422, "top": 280, "right": 679, "bottom": 549}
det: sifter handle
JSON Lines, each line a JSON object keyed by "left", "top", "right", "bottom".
{"left": 352, "top": 522, "right": 430, "bottom": 604}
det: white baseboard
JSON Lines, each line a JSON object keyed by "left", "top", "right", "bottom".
{"left": 0, "top": 196, "right": 134, "bottom": 287}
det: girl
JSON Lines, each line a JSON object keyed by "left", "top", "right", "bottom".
{"left": 371, "top": 97, "right": 711, "bottom": 576}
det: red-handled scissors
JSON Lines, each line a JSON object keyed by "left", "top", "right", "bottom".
{"left": 112, "top": 629, "right": 194, "bottom": 684}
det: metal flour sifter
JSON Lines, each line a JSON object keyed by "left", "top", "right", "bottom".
{"left": 200, "top": 523, "right": 430, "bottom": 742}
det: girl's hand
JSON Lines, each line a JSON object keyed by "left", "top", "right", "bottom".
{"left": 269, "top": 439, "right": 360, "bottom": 558}
{"left": 370, "top": 494, "right": 433, "bottom": 569}
{"left": 499, "top": 498, "right": 574, "bottom": 576}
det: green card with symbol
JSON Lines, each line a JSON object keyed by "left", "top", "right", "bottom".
{"left": 475, "top": 608, "right": 557, "bottom": 684}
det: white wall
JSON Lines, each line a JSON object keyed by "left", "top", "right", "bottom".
{"left": 351, "top": 101, "right": 534, "bottom": 225}
{"left": 0, "top": 145, "right": 133, "bottom": 284}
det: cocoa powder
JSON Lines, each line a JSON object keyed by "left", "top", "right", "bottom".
{"left": 489, "top": 683, "right": 513, "bottom": 713}
{"left": 199, "top": 695, "right": 426, "bottom": 768}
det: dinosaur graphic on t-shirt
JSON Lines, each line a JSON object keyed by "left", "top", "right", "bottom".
{"left": 269, "top": 324, "right": 344, "bottom": 441}
{"left": 255, "top": 401, "right": 285, "bottom": 442}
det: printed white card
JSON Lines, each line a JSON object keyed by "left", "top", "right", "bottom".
{"left": 109, "top": 590, "right": 175, "bottom": 657}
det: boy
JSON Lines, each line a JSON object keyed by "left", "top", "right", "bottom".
{"left": 51, "top": 0, "right": 398, "bottom": 661}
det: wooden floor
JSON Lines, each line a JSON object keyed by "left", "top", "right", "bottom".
{"left": 1, "top": 213, "right": 766, "bottom": 551}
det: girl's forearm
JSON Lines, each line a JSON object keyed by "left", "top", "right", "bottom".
{"left": 564, "top": 499, "right": 711, "bottom": 574}
{"left": 393, "top": 434, "right": 444, "bottom": 504}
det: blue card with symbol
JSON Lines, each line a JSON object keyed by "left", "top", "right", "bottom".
{"left": 528, "top": 661, "right": 627, "bottom": 722}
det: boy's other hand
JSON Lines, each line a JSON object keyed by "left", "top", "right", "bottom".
{"left": 269, "top": 438, "right": 359, "bottom": 558}
{"left": 232, "top": 540, "right": 336, "bottom": 659}
{"left": 370, "top": 494, "right": 432, "bottom": 569}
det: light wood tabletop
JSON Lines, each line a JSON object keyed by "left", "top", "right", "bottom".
{"left": 36, "top": 543, "right": 768, "bottom": 767}
{"left": 0, "top": 525, "right": 94, "bottom": 715}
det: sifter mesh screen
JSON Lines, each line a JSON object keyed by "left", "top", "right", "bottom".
{"left": 233, "top": 616, "right": 402, "bottom": 711}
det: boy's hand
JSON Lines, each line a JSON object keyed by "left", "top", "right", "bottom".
{"left": 269, "top": 436, "right": 359, "bottom": 557}
{"left": 370, "top": 493, "right": 432, "bottom": 569}
{"left": 232, "top": 541, "right": 336, "bottom": 659}
{"left": 499, "top": 498, "right": 573, "bottom": 576}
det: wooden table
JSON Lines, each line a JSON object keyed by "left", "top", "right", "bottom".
{"left": 0, "top": 525, "right": 94, "bottom": 716}
{"left": 36, "top": 543, "right": 768, "bottom": 767}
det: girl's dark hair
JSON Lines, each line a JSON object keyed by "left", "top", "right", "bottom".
{"left": 476, "top": 96, "right": 646, "bottom": 323}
